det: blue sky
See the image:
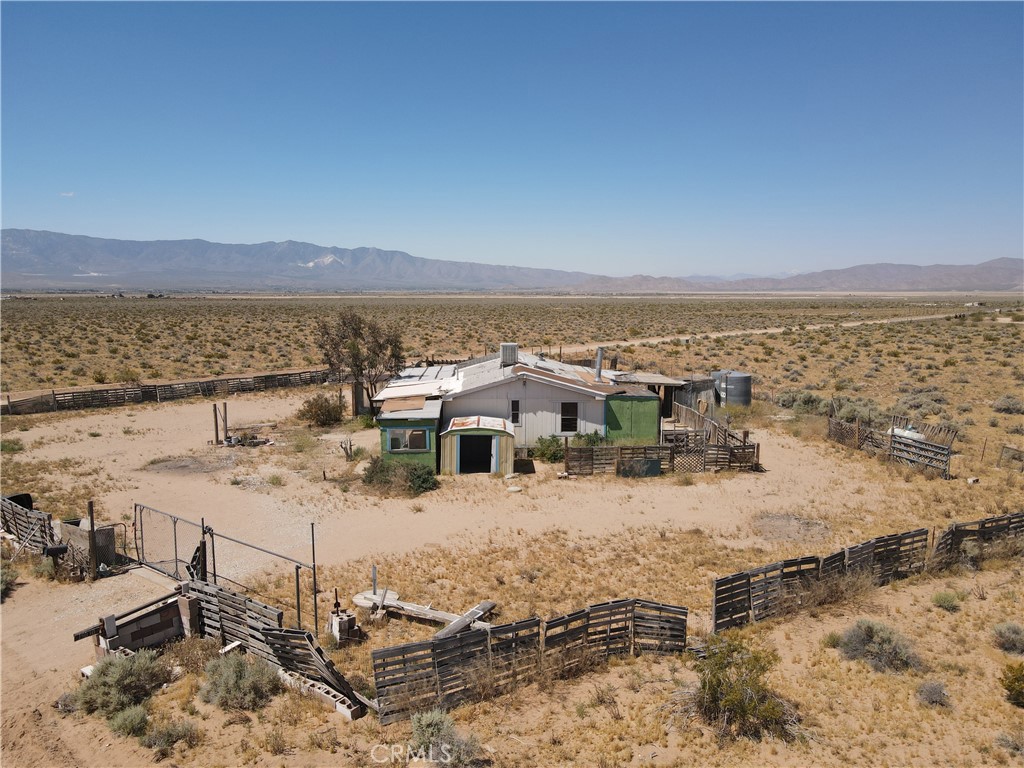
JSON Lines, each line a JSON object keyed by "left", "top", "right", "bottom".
{"left": 2, "top": 2, "right": 1021, "bottom": 277}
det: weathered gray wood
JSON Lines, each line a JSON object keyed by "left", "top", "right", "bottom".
{"left": 433, "top": 600, "right": 497, "bottom": 639}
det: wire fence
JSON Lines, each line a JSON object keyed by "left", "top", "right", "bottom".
{"left": 132, "top": 503, "right": 319, "bottom": 632}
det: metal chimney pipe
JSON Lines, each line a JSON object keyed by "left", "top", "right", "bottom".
{"left": 595, "top": 347, "right": 604, "bottom": 382}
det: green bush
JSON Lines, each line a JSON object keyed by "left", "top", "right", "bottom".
{"left": 361, "top": 456, "right": 438, "bottom": 497}
{"left": 837, "top": 619, "right": 922, "bottom": 673}
{"left": 109, "top": 704, "right": 149, "bottom": 737}
{"left": 1001, "top": 662, "right": 1024, "bottom": 708}
{"left": 931, "top": 591, "right": 961, "bottom": 613}
{"left": 141, "top": 718, "right": 202, "bottom": 759}
{"left": 0, "top": 438, "right": 24, "bottom": 454}
{"left": 296, "top": 393, "right": 346, "bottom": 427}
{"left": 571, "top": 430, "right": 604, "bottom": 447}
{"left": 993, "top": 395, "right": 1024, "bottom": 415}
{"left": 1, "top": 560, "right": 19, "bottom": 601}
{"left": 162, "top": 636, "right": 222, "bottom": 675}
{"left": 994, "top": 622, "right": 1024, "bottom": 654}
{"left": 406, "top": 463, "right": 440, "bottom": 495}
{"left": 199, "top": 654, "right": 282, "bottom": 710}
{"left": 531, "top": 434, "right": 565, "bottom": 463}
{"left": 75, "top": 650, "right": 171, "bottom": 718}
{"left": 686, "top": 633, "right": 798, "bottom": 741}
{"left": 409, "top": 708, "right": 481, "bottom": 767}
{"left": 776, "top": 389, "right": 827, "bottom": 415}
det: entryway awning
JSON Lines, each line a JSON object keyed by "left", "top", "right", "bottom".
{"left": 440, "top": 415, "right": 515, "bottom": 436}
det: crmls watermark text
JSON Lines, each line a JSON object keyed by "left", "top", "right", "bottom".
{"left": 370, "top": 743, "right": 455, "bottom": 763}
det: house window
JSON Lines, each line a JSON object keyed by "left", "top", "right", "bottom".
{"left": 510, "top": 399, "right": 521, "bottom": 425}
{"left": 388, "top": 429, "right": 428, "bottom": 452}
{"left": 560, "top": 402, "right": 579, "bottom": 433}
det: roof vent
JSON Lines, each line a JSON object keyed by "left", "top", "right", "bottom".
{"left": 500, "top": 343, "right": 518, "bottom": 367}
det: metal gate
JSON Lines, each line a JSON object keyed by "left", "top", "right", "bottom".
{"left": 133, "top": 503, "right": 319, "bottom": 631}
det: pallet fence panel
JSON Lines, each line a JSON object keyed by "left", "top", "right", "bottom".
{"left": 872, "top": 528, "right": 928, "bottom": 584}
{"left": 372, "top": 640, "right": 439, "bottom": 725}
{"left": 712, "top": 572, "right": 751, "bottom": 632}
{"left": 585, "top": 599, "right": 635, "bottom": 658}
{"left": 2, "top": 369, "right": 334, "bottom": 416}
{"left": 633, "top": 600, "right": 687, "bottom": 654}
{"left": 488, "top": 617, "right": 542, "bottom": 694}
{"left": 0, "top": 496, "right": 54, "bottom": 552}
{"left": 819, "top": 549, "right": 847, "bottom": 580}
{"left": 672, "top": 451, "right": 705, "bottom": 474}
{"left": 432, "top": 629, "right": 491, "bottom": 709}
{"left": 845, "top": 539, "right": 876, "bottom": 574}
{"left": 543, "top": 609, "right": 591, "bottom": 677}
{"left": 748, "top": 563, "right": 786, "bottom": 621}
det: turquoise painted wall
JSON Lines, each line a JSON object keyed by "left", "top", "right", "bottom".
{"left": 378, "top": 418, "right": 437, "bottom": 469}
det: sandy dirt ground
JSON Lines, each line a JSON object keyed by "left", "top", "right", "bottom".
{"left": 1, "top": 389, "right": 1018, "bottom": 767}
{"left": 6, "top": 390, "right": 889, "bottom": 571}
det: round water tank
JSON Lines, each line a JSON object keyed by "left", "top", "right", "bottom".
{"left": 712, "top": 370, "right": 752, "bottom": 407}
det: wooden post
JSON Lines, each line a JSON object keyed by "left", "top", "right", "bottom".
{"left": 87, "top": 500, "right": 98, "bottom": 580}
{"left": 213, "top": 403, "right": 220, "bottom": 444}
{"left": 295, "top": 564, "right": 302, "bottom": 630}
{"left": 311, "top": 522, "right": 319, "bottom": 635}
{"left": 564, "top": 436, "right": 569, "bottom": 474}
{"left": 980, "top": 438, "right": 988, "bottom": 464}
{"left": 222, "top": 402, "right": 228, "bottom": 440}
{"left": 51, "top": 390, "right": 58, "bottom": 412}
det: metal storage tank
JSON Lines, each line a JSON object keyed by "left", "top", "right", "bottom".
{"left": 712, "top": 370, "right": 752, "bottom": 407}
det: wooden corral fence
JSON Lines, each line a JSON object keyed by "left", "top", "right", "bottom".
{"left": 827, "top": 415, "right": 956, "bottom": 479}
{"left": 1, "top": 369, "right": 334, "bottom": 416}
{"left": 0, "top": 494, "right": 54, "bottom": 553}
{"left": 932, "top": 512, "right": 1024, "bottom": 567}
{"left": 74, "top": 579, "right": 366, "bottom": 720}
{"left": 371, "top": 597, "right": 687, "bottom": 724}
{"left": 712, "top": 513, "right": 1024, "bottom": 633}
{"left": 565, "top": 439, "right": 759, "bottom": 476}
{"left": 997, "top": 445, "right": 1024, "bottom": 472}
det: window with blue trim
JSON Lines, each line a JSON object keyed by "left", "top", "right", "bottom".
{"left": 388, "top": 429, "right": 428, "bottom": 452}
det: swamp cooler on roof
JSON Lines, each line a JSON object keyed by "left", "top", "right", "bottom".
{"left": 712, "top": 370, "right": 752, "bottom": 407}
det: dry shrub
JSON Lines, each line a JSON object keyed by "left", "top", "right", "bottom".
{"left": 1001, "top": 662, "right": 1024, "bottom": 708}
{"left": 837, "top": 619, "right": 922, "bottom": 673}
{"left": 794, "top": 569, "right": 876, "bottom": 611}
{"left": 75, "top": 650, "right": 171, "bottom": 718}
{"left": 162, "top": 636, "right": 221, "bottom": 675}
{"left": 199, "top": 654, "right": 283, "bottom": 710}
{"left": 993, "top": 622, "right": 1024, "bottom": 654}
{"left": 677, "top": 632, "right": 799, "bottom": 742}
{"left": 141, "top": 717, "right": 202, "bottom": 760}
{"left": 916, "top": 680, "right": 950, "bottom": 707}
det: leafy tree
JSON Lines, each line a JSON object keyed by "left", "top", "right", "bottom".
{"left": 314, "top": 310, "right": 404, "bottom": 405}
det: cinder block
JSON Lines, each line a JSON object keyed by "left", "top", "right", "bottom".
{"left": 102, "top": 615, "right": 118, "bottom": 637}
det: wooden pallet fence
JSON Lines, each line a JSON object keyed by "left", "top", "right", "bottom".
{"left": 433, "top": 629, "right": 491, "bottom": 710}
{"left": 633, "top": 599, "right": 687, "bottom": 654}
{"left": 585, "top": 599, "right": 635, "bottom": 657}
{"left": 872, "top": 528, "right": 929, "bottom": 584}
{"left": 827, "top": 416, "right": 954, "bottom": 478}
{"left": 933, "top": 512, "right": 1024, "bottom": 566}
{"left": 712, "top": 572, "right": 752, "bottom": 633}
{"left": 488, "top": 617, "right": 543, "bottom": 694}
{"left": 261, "top": 628, "right": 365, "bottom": 719}
{"left": 543, "top": 608, "right": 592, "bottom": 677}
{"left": 2, "top": 369, "right": 334, "bottom": 416}
{"left": 372, "top": 640, "right": 442, "bottom": 725}
{"left": 0, "top": 495, "right": 54, "bottom": 553}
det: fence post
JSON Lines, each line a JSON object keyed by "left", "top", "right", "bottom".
{"left": 213, "top": 403, "right": 219, "bottom": 444}
{"left": 172, "top": 518, "right": 179, "bottom": 579}
{"left": 208, "top": 528, "right": 218, "bottom": 585}
{"left": 88, "top": 500, "right": 97, "bottom": 580}
{"left": 311, "top": 522, "right": 319, "bottom": 636}
{"left": 295, "top": 564, "right": 302, "bottom": 630}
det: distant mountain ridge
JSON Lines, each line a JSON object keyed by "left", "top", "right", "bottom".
{"left": 1, "top": 229, "right": 1020, "bottom": 293}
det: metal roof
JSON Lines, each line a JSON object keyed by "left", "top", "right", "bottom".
{"left": 441, "top": 415, "right": 515, "bottom": 436}
{"left": 606, "top": 371, "right": 686, "bottom": 386}
{"left": 375, "top": 398, "right": 443, "bottom": 421}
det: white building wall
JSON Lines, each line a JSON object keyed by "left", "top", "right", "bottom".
{"left": 442, "top": 378, "right": 604, "bottom": 446}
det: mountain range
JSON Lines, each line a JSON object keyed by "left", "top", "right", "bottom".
{"left": 1, "top": 229, "right": 1020, "bottom": 293}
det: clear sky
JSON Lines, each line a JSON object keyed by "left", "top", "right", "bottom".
{"left": 2, "top": 2, "right": 1021, "bottom": 277}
